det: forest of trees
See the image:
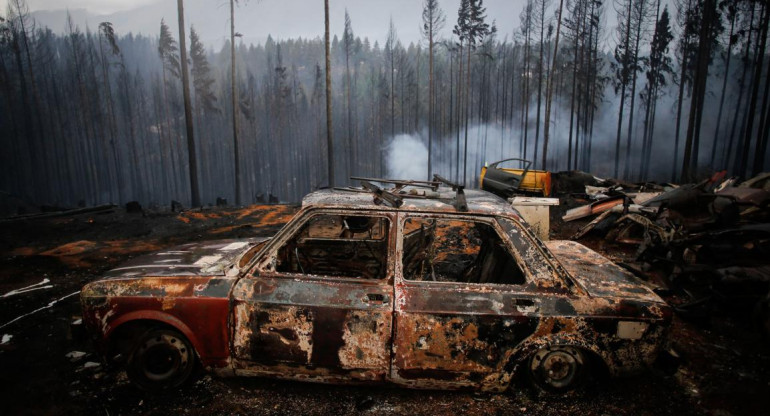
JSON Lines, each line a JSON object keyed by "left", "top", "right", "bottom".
{"left": 1, "top": 0, "right": 769, "bottom": 207}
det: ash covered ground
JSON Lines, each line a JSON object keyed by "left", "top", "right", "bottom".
{"left": 0, "top": 202, "right": 767, "bottom": 416}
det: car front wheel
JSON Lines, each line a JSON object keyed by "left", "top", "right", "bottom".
{"left": 528, "top": 345, "right": 586, "bottom": 393}
{"left": 126, "top": 328, "right": 195, "bottom": 391}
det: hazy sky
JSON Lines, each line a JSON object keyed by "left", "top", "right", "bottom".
{"left": 3, "top": 0, "right": 525, "bottom": 47}
{"left": 24, "top": 0, "right": 159, "bottom": 14}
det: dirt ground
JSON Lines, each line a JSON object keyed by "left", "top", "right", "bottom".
{"left": 0, "top": 203, "right": 768, "bottom": 416}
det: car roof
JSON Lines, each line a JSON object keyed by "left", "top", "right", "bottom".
{"left": 301, "top": 187, "right": 523, "bottom": 218}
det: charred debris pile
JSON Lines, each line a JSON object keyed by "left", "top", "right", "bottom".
{"left": 551, "top": 171, "right": 770, "bottom": 333}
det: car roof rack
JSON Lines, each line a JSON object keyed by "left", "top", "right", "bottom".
{"left": 335, "top": 176, "right": 468, "bottom": 212}
{"left": 433, "top": 174, "right": 467, "bottom": 212}
{"left": 350, "top": 176, "right": 440, "bottom": 191}
{"left": 358, "top": 179, "right": 404, "bottom": 208}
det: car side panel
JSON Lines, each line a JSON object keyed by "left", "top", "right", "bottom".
{"left": 389, "top": 212, "right": 672, "bottom": 391}
{"left": 392, "top": 283, "right": 540, "bottom": 391}
{"left": 81, "top": 277, "right": 234, "bottom": 367}
{"left": 392, "top": 287, "right": 670, "bottom": 390}
{"left": 230, "top": 276, "right": 393, "bottom": 382}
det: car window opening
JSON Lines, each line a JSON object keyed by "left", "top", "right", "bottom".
{"left": 402, "top": 217, "right": 526, "bottom": 285}
{"left": 275, "top": 214, "right": 389, "bottom": 279}
{"left": 238, "top": 241, "right": 269, "bottom": 268}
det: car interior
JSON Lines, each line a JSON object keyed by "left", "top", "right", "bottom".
{"left": 402, "top": 217, "right": 526, "bottom": 285}
{"left": 275, "top": 214, "right": 390, "bottom": 279}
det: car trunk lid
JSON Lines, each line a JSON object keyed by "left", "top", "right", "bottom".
{"left": 545, "top": 240, "right": 663, "bottom": 303}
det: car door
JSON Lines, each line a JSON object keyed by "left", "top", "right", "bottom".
{"left": 230, "top": 209, "right": 395, "bottom": 382}
{"left": 391, "top": 213, "right": 543, "bottom": 390}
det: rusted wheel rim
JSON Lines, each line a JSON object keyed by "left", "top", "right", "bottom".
{"left": 137, "top": 333, "right": 190, "bottom": 382}
{"left": 530, "top": 346, "right": 584, "bottom": 390}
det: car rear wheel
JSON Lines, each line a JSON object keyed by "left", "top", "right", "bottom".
{"left": 528, "top": 345, "right": 586, "bottom": 393}
{"left": 126, "top": 328, "right": 195, "bottom": 391}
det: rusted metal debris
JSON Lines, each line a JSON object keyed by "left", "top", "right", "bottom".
{"left": 569, "top": 171, "right": 770, "bottom": 333}
{"left": 80, "top": 183, "right": 671, "bottom": 392}
{"left": 563, "top": 195, "right": 626, "bottom": 222}
{"left": 433, "top": 174, "right": 467, "bottom": 212}
{"left": 739, "top": 172, "right": 770, "bottom": 191}
{"left": 359, "top": 180, "right": 404, "bottom": 208}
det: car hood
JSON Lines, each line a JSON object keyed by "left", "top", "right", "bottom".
{"left": 546, "top": 240, "right": 663, "bottom": 303}
{"left": 103, "top": 237, "right": 270, "bottom": 278}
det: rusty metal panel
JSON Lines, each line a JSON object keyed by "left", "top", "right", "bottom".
{"left": 230, "top": 210, "right": 397, "bottom": 383}
{"left": 391, "top": 211, "right": 540, "bottom": 390}
{"left": 390, "top": 210, "right": 672, "bottom": 390}
{"left": 545, "top": 240, "right": 663, "bottom": 302}
{"left": 80, "top": 276, "right": 233, "bottom": 366}
{"left": 496, "top": 217, "right": 574, "bottom": 293}
{"left": 391, "top": 285, "right": 540, "bottom": 390}
{"left": 230, "top": 277, "right": 393, "bottom": 382}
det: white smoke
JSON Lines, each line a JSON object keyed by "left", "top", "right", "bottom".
{"left": 384, "top": 69, "right": 749, "bottom": 187}
{"left": 385, "top": 124, "right": 524, "bottom": 187}
{"left": 383, "top": 98, "right": 610, "bottom": 187}
{"left": 385, "top": 134, "right": 429, "bottom": 180}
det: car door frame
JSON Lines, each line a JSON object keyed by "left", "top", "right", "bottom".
{"left": 390, "top": 211, "right": 554, "bottom": 391}
{"left": 229, "top": 207, "right": 397, "bottom": 383}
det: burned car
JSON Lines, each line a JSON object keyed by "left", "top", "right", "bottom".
{"left": 81, "top": 178, "right": 671, "bottom": 393}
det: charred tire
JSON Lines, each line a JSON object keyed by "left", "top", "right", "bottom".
{"left": 528, "top": 346, "right": 586, "bottom": 393}
{"left": 126, "top": 329, "right": 195, "bottom": 391}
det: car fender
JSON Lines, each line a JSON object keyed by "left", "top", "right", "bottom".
{"left": 105, "top": 310, "right": 203, "bottom": 360}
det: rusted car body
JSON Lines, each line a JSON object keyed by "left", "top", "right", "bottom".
{"left": 81, "top": 185, "right": 671, "bottom": 392}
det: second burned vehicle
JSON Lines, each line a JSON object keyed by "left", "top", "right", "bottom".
{"left": 80, "top": 177, "right": 671, "bottom": 393}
